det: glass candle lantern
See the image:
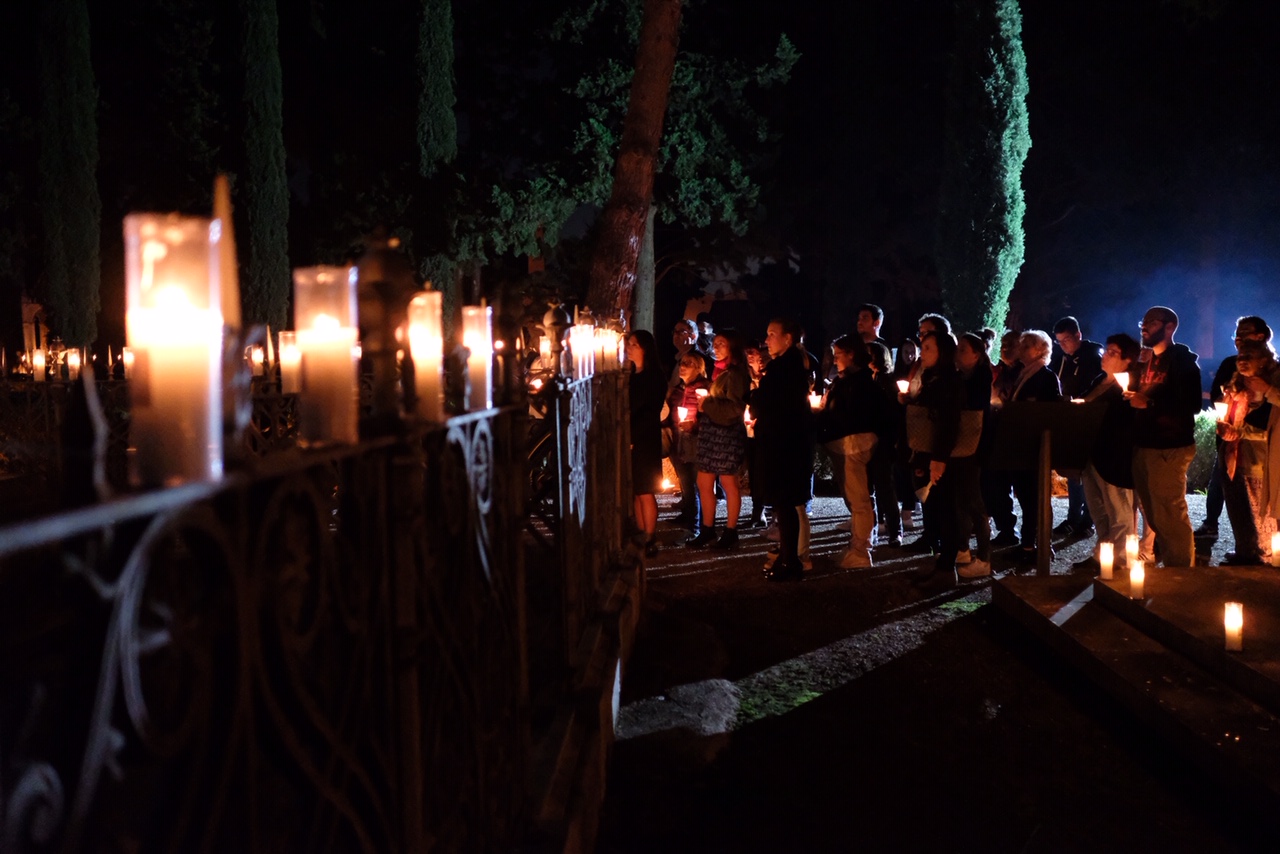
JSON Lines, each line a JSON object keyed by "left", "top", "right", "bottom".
{"left": 462, "top": 304, "right": 493, "bottom": 411}
{"left": 293, "top": 266, "right": 359, "bottom": 445}
{"left": 408, "top": 291, "right": 445, "bottom": 420}
{"left": 124, "top": 213, "right": 223, "bottom": 488}
{"left": 32, "top": 349, "right": 46, "bottom": 382}
{"left": 67, "top": 350, "right": 81, "bottom": 380}
{"left": 278, "top": 331, "right": 301, "bottom": 394}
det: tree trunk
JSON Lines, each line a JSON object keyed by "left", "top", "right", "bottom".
{"left": 632, "top": 203, "right": 657, "bottom": 332}
{"left": 585, "top": 0, "right": 682, "bottom": 318}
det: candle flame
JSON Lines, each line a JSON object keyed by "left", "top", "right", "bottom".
{"left": 313, "top": 313, "right": 341, "bottom": 331}
{"left": 1225, "top": 602, "right": 1243, "bottom": 632}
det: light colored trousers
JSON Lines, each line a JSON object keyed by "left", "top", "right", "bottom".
{"left": 1132, "top": 445, "right": 1196, "bottom": 567}
{"left": 825, "top": 433, "right": 878, "bottom": 561}
{"left": 1081, "top": 462, "right": 1135, "bottom": 561}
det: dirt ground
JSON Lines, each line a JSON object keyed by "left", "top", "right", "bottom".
{"left": 597, "top": 492, "right": 1277, "bottom": 853}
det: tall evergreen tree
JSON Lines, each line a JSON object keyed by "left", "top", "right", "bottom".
{"left": 234, "top": 0, "right": 289, "bottom": 329}
{"left": 936, "top": 0, "right": 1030, "bottom": 334}
{"left": 37, "top": 0, "right": 101, "bottom": 345}
{"left": 417, "top": 0, "right": 457, "bottom": 178}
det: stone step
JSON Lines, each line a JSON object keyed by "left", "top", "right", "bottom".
{"left": 993, "top": 573, "right": 1280, "bottom": 819}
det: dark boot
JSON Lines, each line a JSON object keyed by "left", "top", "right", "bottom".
{"left": 712, "top": 528, "right": 739, "bottom": 550}
{"left": 686, "top": 527, "right": 717, "bottom": 548}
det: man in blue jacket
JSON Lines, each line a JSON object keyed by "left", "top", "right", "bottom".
{"left": 1127, "top": 306, "right": 1202, "bottom": 568}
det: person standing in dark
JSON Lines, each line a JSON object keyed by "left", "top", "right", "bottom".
{"left": 668, "top": 318, "right": 710, "bottom": 526}
{"left": 1010, "top": 330, "right": 1063, "bottom": 563}
{"left": 625, "top": 330, "right": 670, "bottom": 558}
{"left": 1198, "top": 316, "right": 1272, "bottom": 541}
{"left": 1050, "top": 316, "right": 1104, "bottom": 540}
{"left": 1127, "top": 306, "right": 1202, "bottom": 568}
{"left": 856, "top": 303, "right": 889, "bottom": 348}
{"left": 986, "top": 329, "right": 1023, "bottom": 548}
{"left": 750, "top": 318, "right": 815, "bottom": 581}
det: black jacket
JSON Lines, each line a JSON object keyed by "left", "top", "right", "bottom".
{"left": 750, "top": 347, "right": 815, "bottom": 506}
{"left": 1050, "top": 340, "right": 1104, "bottom": 399}
{"left": 1132, "top": 343, "right": 1202, "bottom": 449}
{"left": 816, "top": 368, "right": 889, "bottom": 443}
{"left": 1012, "top": 365, "right": 1063, "bottom": 403}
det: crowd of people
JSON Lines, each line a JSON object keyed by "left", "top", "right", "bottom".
{"left": 623, "top": 304, "right": 1280, "bottom": 585}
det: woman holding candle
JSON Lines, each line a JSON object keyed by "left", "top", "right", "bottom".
{"left": 743, "top": 343, "right": 771, "bottom": 527}
{"left": 1217, "top": 338, "right": 1280, "bottom": 565}
{"left": 1009, "top": 330, "right": 1063, "bottom": 564}
{"left": 626, "top": 331, "right": 669, "bottom": 558}
{"left": 686, "top": 331, "right": 752, "bottom": 550}
{"left": 953, "top": 330, "right": 997, "bottom": 578}
{"left": 666, "top": 352, "right": 711, "bottom": 531}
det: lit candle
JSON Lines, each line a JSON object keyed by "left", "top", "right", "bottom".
{"left": 32, "top": 349, "right": 46, "bottom": 382}
{"left": 677, "top": 406, "right": 689, "bottom": 422}
{"left": 896, "top": 379, "right": 909, "bottom": 395}
{"left": 1272, "top": 532, "right": 1280, "bottom": 567}
{"left": 463, "top": 304, "right": 493, "bottom": 411}
{"left": 530, "top": 377, "right": 543, "bottom": 391}
{"left": 695, "top": 388, "right": 709, "bottom": 400}
{"left": 1130, "top": 560, "right": 1144, "bottom": 600}
{"left": 122, "top": 347, "right": 135, "bottom": 378}
{"left": 1114, "top": 371, "right": 1129, "bottom": 392}
{"left": 124, "top": 213, "right": 223, "bottom": 487}
{"left": 278, "top": 331, "right": 301, "bottom": 394}
{"left": 1224, "top": 602, "right": 1243, "bottom": 652}
{"left": 1099, "top": 542, "right": 1114, "bottom": 580}
{"left": 661, "top": 477, "right": 673, "bottom": 491}
{"left": 407, "top": 291, "right": 445, "bottom": 420}
{"left": 1125, "top": 533, "right": 1140, "bottom": 567}
{"left": 248, "top": 345, "right": 265, "bottom": 376}
{"left": 293, "top": 266, "right": 359, "bottom": 446}
{"left": 67, "top": 350, "right": 81, "bottom": 380}
{"left": 809, "top": 392, "right": 823, "bottom": 411}
{"left": 1214, "top": 401, "right": 1229, "bottom": 420}
{"left": 539, "top": 337, "right": 552, "bottom": 369}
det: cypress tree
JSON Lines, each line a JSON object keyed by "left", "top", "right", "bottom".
{"left": 37, "top": 0, "right": 101, "bottom": 346}
{"left": 235, "top": 0, "right": 289, "bottom": 329}
{"left": 418, "top": 0, "right": 457, "bottom": 178}
{"left": 936, "top": 0, "right": 1030, "bottom": 334}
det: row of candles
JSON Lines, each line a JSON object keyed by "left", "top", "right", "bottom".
{"left": 539, "top": 308, "right": 626, "bottom": 380}
{"left": 1096, "top": 532, "right": 1279, "bottom": 651}
{"left": 9, "top": 346, "right": 134, "bottom": 381}
{"left": 122, "top": 212, "right": 494, "bottom": 489}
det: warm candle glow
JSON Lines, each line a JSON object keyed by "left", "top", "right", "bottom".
{"left": 32, "top": 349, "right": 46, "bottom": 382}
{"left": 1214, "top": 401, "right": 1229, "bottom": 420}
{"left": 248, "top": 345, "right": 265, "bottom": 376}
{"left": 278, "top": 331, "right": 301, "bottom": 394}
{"left": 408, "top": 291, "right": 445, "bottom": 420}
{"left": 1272, "top": 532, "right": 1280, "bottom": 567}
{"left": 1099, "top": 542, "right": 1114, "bottom": 580}
{"left": 809, "top": 393, "right": 823, "bottom": 411}
{"left": 293, "top": 266, "right": 359, "bottom": 445}
{"left": 539, "top": 337, "right": 552, "bottom": 369}
{"left": 1130, "top": 561, "right": 1144, "bottom": 599}
{"left": 1125, "top": 533, "right": 1140, "bottom": 567}
{"left": 677, "top": 406, "right": 689, "bottom": 422}
{"left": 1114, "top": 371, "right": 1129, "bottom": 392}
{"left": 124, "top": 213, "right": 223, "bottom": 487}
{"left": 66, "top": 350, "right": 81, "bottom": 380}
{"left": 1224, "top": 602, "right": 1243, "bottom": 652}
{"left": 661, "top": 478, "right": 673, "bottom": 491}
{"left": 463, "top": 304, "right": 493, "bottom": 411}
{"left": 896, "top": 379, "right": 909, "bottom": 394}
{"left": 122, "top": 347, "right": 135, "bottom": 378}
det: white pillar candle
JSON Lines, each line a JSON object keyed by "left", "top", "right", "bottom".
{"left": 408, "top": 291, "right": 445, "bottom": 420}
{"left": 248, "top": 345, "right": 265, "bottom": 376}
{"left": 32, "top": 349, "right": 46, "bottom": 382}
{"left": 67, "top": 349, "right": 81, "bottom": 380}
{"left": 809, "top": 392, "right": 824, "bottom": 411}
{"left": 122, "top": 347, "right": 135, "bottom": 378}
{"left": 1214, "top": 401, "right": 1229, "bottom": 420}
{"left": 677, "top": 406, "right": 689, "bottom": 422}
{"left": 462, "top": 304, "right": 493, "bottom": 411}
{"left": 1114, "top": 371, "right": 1129, "bottom": 392}
{"left": 278, "top": 331, "right": 301, "bottom": 394}
{"left": 896, "top": 379, "right": 909, "bottom": 394}
{"left": 124, "top": 213, "right": 223, "bottom": 487}
{"left": 1099, "top": 542, "right": 1114, "bottom": 580}
{"left": 1125, "top": 533, "right": 1140, "bottom": 567}
{"left": 1130, "top": 561, "right": 1144, "bottom": 600}
{"left": 1224, "top": 602, "right": 1243, "bottom": 652}
{"left": 1271, "top": 532, "right": 1280, "bottom": 567}
{"left": 293, "top": 266, "right": 359, "bottom": 445}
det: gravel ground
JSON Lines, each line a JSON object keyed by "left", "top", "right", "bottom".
{"left": 597, "top": 491, "right": 1274, "bottom": 852}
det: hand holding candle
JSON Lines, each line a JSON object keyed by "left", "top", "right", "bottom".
{"left": 1114, "top": 371, "right": 1129, "bottom": 392}
{"left": 896, "top": 379, "right": 909, "bottom": 395}
{"left": 1214, "top": 401, "right": 1229, "bottom": 421}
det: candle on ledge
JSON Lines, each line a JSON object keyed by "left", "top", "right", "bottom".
{"left": 1272, "top": 531, "right": 1280, "bottom": 567}
{"left": 67, "top": 349, "right": 81, "bottom": 380}
{"left": 248, "top": 345, "right": 265, "bottom": 376}
{"left": 1114, "top": 371, "right": 1129, "bottom": 392}
{"left": 1099, "top": 542, "right": 1114, "bottom": 580}
{"left": 32, "top": 349, "right": 46, "bottom": 382}
{"left": 278, "top": 331, "right": 301, "bottom": 394}
{"left": 1224, "top": 602, "right": 1243, "bottom": 652}
{"left": 462, "top": 303, "right": 493, "bottom": 411}
{"left": 1214, "top": 401, "right": 1229, "bottom": 420}
{"left": 122, "top": 347, "right": 135, "bottom": 378}
{"left": 896, "top": 379, "right": 909, "bottom": 395}
{"left": 124, "top": 212, "right": 224, "bottom": 487}
{"left": 293, "top": 266, "right": 359, "bottom": 445}
{"left": 408, "top": 291, "right": 445, "bottom": 420}
{"left": 1130, "top": 560, "right": 1145, "bottom": 600}
{"left": 539, "top": 337, "right": 552, "bottom": 370}
{"left": 1125, "top": 533, "right": 1140, "bottom": 567}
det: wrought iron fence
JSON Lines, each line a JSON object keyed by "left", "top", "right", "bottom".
{"left": 0, "top": 410, "right": 528, "bottom": 853}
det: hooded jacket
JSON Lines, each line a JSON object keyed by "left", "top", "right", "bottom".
{"left": 1132, "top": 342, "right": 1202, "bottom": 449}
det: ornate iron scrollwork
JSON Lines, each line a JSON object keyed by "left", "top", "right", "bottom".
{"left": 567, "top": 379, "right": 592, "bottom": 528}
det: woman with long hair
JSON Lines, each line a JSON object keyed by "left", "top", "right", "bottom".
{"left": 1218, "top": 338, "right": 1280, "bottom": 564}
{"left": 953, "top": 329, "right": 997, "bottom": 578}
{"left": 686, "top": 330, "right": 752, "bottom": 549}
{"left": 625, "top": 330, "right": 669, "bottom": 557}
{"left": 1009, "top": 330, "right": 1062, "bottom": 563}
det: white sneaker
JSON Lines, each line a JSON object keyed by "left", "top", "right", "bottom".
{"left": 838, "top": 549, "right": 873, "bottom": 569}
{"left": 956, "top": 549, "right": 972, "bottom": 566}
{"left": 958, "top": 558, "right": 992, "bottom": 579}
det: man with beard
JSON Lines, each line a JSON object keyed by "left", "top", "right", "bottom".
{"left": 1126, "top": 306, "right": 1202, "bottom": 567}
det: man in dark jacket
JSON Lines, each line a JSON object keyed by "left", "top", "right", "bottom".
{"left": 1128, "top": 306, "right": 1202, "bottom": 567}
{"left": 1050, "top": 316, "right": 1104, "bottom": 539}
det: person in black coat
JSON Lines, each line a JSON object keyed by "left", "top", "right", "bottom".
{"left": 626, "top": 330, "right": 669, "bottom": 557}
{"left": 1050, "top": 316, "right": 1104, "bottom": 538}
{"left": 1009, "top": 330, "right": 1063, "bottom": 562}
{"left": 750, "top": 318, "right": 814, "bottom": 581}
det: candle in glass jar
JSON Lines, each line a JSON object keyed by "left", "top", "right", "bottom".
{"left": 1125, "top": 533, "right": 1140, "bottom": 567}
{"left": 1114, "top": 371, "right": 1129, "bottom": 392}
{"left": 1214, "top": 401, "right": 1229, "bottom": 420}
{"left": 122, "top": 347, "right": 135, "bottom": 378}
{"left": 539, "top": 337, "right": 552, "bottom": 369}
{"left": 677, "top": 406, "right": 689, "bottom": 422}
{"left": 1099, "top": 542, "right": 1114, "bottom": 580}
{"left": 293, "top": 266, "right": 359, "bottom": 445}
{"left": 248, "top": 345, "right": 265, "bottom": 376}
{"left": 1130, "top": 561, "right": 1144, "bottom": 599}
{"left": 124, "top": 213, "right": 223, "bottom": 487}
{"left": 67, "top": 350, "right": 81, "bottom": 380}
{"left": 896, "top": 379, "right": 909, "bottom": 395}
{"left": 407, "top": 291, "right": 445, "bottom": 420}
{"left": 1224, "top": 602, "right": 1243, "bottom": 651}
{"left": 463, "top": 304, "right": 493, "bottom": 411}
{"left": 809, "top": 392, "right": 823, "bottom": 410}
{"left": 32, "top": 349, "right": 46, "bottom": 382}
{"left": 278, "top": 331, "right": 301, "bottom": 394}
